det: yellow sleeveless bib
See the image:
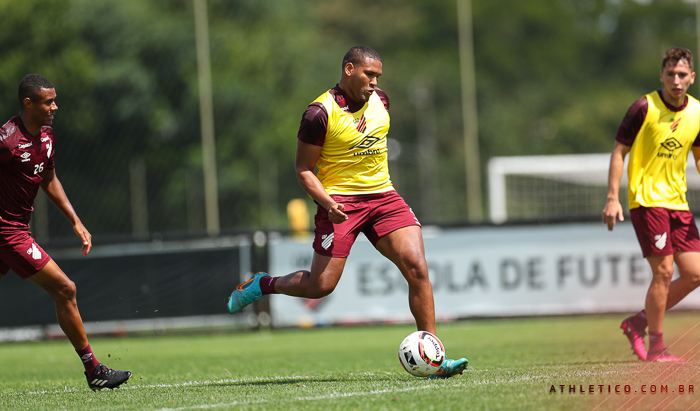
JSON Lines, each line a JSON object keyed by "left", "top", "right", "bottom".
{"left": 627, "top": 92, "right": 700, "bottom": 210}
{"left": 313, "top": 90, "right": 394, "bottom": 195}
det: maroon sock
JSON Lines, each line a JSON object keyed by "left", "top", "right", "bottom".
{"left": 648, "top": 332, "right": 664, "bottom": 354}
{"left": 76, "top": 344, "right": 100, "bottom": 376}
{"left": 259, "top": 276, "right": 278, "bottom": 295}
{"left": 631, "top": 309, "right": 648, "bottom": 331}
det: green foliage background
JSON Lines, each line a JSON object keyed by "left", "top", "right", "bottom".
{"left": 0, "top": 0, "right": 696, "bottom": 239}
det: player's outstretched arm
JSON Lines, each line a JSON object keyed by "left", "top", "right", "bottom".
{"left": 40, "top": 168, "right": 92, "bottom": 256}
{"left": 295, "top": 140, "right": 348, "bottom": 224}
{"left": 603, "top": 141, "right": 630, "bottom": 231}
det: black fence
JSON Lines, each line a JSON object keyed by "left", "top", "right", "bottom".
{"left": 0, "top": 234, "right": 269, "bottom": 330}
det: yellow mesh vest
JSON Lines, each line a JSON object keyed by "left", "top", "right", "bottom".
{"left": 313, "top": 90, "right": 394, "bottom": 195}
{"left": 627, "top": 92, "right": 700, "bottom": 210}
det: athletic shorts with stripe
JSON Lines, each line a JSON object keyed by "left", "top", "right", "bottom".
{"left": 0, "top": 229, "right": 51, "bottom": 279}
{"left": 313, "top": 190, "right": 421, "bottom": 258}
{"left": 630, "top": 206, "right": 700, "bottom": 257}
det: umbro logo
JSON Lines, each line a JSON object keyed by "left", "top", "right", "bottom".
{"left": 20, "top": 152, "right": 31, "bottom": 162}
{"left": 81, "top": 353, "right": 93, "bottom": 362}
{"left": 350, "top": 136, "right": 380, "bottom": 150}
{"left": 321, "top": 233, "right": 334, "bottom": 250}
{"left": 660, "top": 137, "right": 682, "bottom": 151}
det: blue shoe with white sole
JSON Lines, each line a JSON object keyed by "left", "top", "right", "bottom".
{"left": 227, "top": 272, "right": 269, "bottom": 314}
{"left": 427, "top": 358, "right": 468, "bottom": 379}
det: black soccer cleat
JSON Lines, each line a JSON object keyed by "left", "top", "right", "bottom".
{"left": 85, "top": 363, "right": 132, "bottom": 391}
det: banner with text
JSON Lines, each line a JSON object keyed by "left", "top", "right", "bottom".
{"left": 268, "top": 223, "right": 700, "bottom": 327}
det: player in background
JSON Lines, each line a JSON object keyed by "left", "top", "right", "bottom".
{"left": 228, "top": 46, "right": 468, "bottom": 378}
{"left": 0, "top": 74, "right": 132, "bottom": 389}
{"left": 603, "top": 47, "right": 700, "bottom": 362}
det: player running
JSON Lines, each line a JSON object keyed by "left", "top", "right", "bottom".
{"left": 603, "top": 47, "right": 700, "bottom": 362}
{"left": 228, "top": 46, "right": 467, "bottom": 378}
{"left": 0, "top": 74, "right": 132, "bottom": 390}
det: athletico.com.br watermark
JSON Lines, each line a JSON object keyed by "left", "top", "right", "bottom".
{"left": 549, "top": 384, "right": 695, "bottom": 395}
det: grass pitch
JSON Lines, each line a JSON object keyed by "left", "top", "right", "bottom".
{"left": 1, "top": 313, "right": 699, "bottom": 410}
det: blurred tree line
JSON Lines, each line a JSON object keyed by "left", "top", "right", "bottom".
{"left": 0, "top": 0, "right": 696, "bottom": 240}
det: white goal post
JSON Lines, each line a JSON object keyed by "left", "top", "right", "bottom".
{"left": 488, "top": 153, "right": 700, "bottom": 224}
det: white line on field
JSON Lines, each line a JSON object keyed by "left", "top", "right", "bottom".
{"left": 150, "top": 385, "right": 438, "bottom": 411}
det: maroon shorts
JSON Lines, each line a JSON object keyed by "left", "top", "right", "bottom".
{"left": 313, "top": 190, "right": 421, "bottom": 258}
{"left": 630, "top": 207, "right": 700, "bottom": 257}
{"left": 0, "top": 229, "right": 51, "bottom": 279}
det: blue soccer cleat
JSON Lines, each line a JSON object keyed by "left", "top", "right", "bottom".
{"left": 427, "top": 358, "right": 469, "bottom": 379}
{"left": 227, "top": 272, "right": 269, "bottom": 314}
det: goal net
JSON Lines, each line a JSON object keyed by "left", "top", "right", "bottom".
{"left": 488, "top": 153, "right": 700, "bottom": 224}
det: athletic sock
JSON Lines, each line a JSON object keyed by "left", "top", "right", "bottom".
{"left": 259, "top": 276, "right": 278, "bottom": 295}
{"left": 76, "top": 344, "right": 100, "bottom": 376}
{"left": 648, "top": 332, "right": 665, "bottom": 354}
{"left": 631, "top": 309, "right": 647, "bottom": 331}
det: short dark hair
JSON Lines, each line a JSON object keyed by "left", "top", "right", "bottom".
{"left": 662, "top": 47, "right": 694, "bottom": 71}
{"left": 18, "top": 74, "right": 54, "bottom": 106}
{"left": 342, "top": 46, "right": 382, "bottom": 70}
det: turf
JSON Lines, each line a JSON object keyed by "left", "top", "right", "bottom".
{"left": 1, "top": 313, "right": 699, "bottom": 410}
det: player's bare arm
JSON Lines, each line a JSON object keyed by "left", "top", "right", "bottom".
{"left": 693, "top": 146, "right": 700, "bottom": 175}
{"left": 40, "top": 168, "right": 92, "bottom": 256}
{"left": 603, "top": 141, "right": 630, "bottom": 231}
{"left": 295, "top": 139, "right": 348, "bottom": 224}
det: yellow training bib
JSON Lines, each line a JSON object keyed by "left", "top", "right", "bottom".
{"left": 313, "top": 90, "right": 394, "bottom": 195}
{"left": 627, "top": 92, "right": 700, "bottom": 210}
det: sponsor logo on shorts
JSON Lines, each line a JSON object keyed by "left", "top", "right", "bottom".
{"left": 409, "top": 208, "right": 421, "bottom": 226}
{"left": 321, "top": 233, "right": 334, "bottom": 250}
{"left": 654, "top": 232, "right": 667, "bottom": 250}
{"left": 26, "top": 243, "right": 42, "bottom": 260}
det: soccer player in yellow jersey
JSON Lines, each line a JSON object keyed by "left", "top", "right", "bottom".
{"left": 228, "top": 46, "right": 468, "bottom": 378}
{"left": 604, "top": 47, "right": 700, "bottom": 362}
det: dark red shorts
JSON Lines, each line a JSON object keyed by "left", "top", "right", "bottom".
{"left": 630, "top": 207, "right": 700, "bottom": 257}
{"left": 0, "top": 229, "right": 51, "bottom": 279}
{"left": 313, "top": 190, "right": 421, "bottom": 258}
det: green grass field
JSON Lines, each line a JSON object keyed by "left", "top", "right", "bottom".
{"left": 1, "top": 313, "right": 699, "bottom": 410}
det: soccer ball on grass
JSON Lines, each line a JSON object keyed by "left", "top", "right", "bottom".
{"left": 398, "top": 331, "right": 445, "bottom": 377}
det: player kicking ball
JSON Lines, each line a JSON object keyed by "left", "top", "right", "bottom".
{"left": 228, "top": 46, "right": 467, "bottom": 379}
{"left": 604, "top": 47, "right": 700, "bottom": 362}
{"left": 0, "top": 74, "right": 131, "bottom": 390}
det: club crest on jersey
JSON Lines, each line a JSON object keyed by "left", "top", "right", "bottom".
{"left": 355, "top": 114, "right": 367, "bottom": 133}
{"left": 669, "top": 115, "right": 683, "bottom": 133}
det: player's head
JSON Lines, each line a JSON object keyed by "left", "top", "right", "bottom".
{"left": 340, "top": 46, "right": 383, "bottom": 104}
{"left": 659, "top": 48, "right": 695, "bottom": 103}
{"left": 662, "top": 47, "right": 693, "bottom": 72}
{"left": 18, "top": 74, "right": 57, "bottom": 127}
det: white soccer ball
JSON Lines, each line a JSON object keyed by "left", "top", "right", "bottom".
{"left": 398, "top": 331, "right": 445, "bottom": 377}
